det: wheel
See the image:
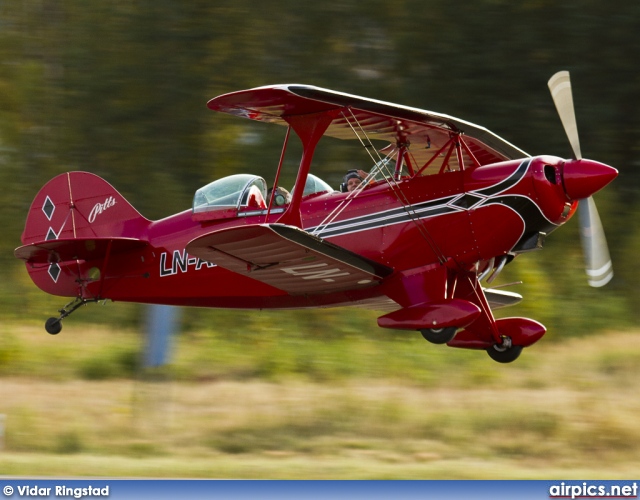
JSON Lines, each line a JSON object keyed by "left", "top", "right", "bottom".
{"left": 486, "top": 344, "right": 523, "bottom": 363}
{"left": 420, "top": 327, "right": 457, "bottom": 344}
{"left": 45, "top": 317, "right": 62, "bottom": 335}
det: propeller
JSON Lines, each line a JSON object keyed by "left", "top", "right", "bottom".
{"left": 547, "top": 71, "right": 614, "bottom": 287}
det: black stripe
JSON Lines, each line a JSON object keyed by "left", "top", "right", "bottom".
{"left": 307, "top": 159, "right": 535, "bottom": 239}
{"left": 314, "top": 205, "right": 458, "bottom": 238}
{"left": 309, "top": 195, "right": 458, "bottom": 235}
{"left": 485, "top": 195, "right": 557, "bottom": 250}
{"left": 476, "top": 158, "right": 531, "bottom": 197}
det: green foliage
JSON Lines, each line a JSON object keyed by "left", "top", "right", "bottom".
{"left": 0, "top": 330, "right": 25, "bottom": 374}
{"left": 77, "top": 344, "right": 141, "bottom": 380}
{"left": 4, "top": 407, "right": 43, "bottom": 452}
{"left": 55, "top": 431, "right": 85, "bottom": 455}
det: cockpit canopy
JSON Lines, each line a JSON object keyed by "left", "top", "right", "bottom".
{"left": 294, "top": 174, "right": 334, "bottom": 197}
{"left": 192, "top": 173, "right": 334, "bottom": 221}
{"left": 193, "top": 174, "right": 267, "bottom": 214}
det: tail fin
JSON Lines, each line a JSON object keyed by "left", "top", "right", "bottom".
{"left": 15, "top": 172, "right": 150, "bottom": 297}
{"left": 20, "top": 171, "right": 149, "bottom": 244}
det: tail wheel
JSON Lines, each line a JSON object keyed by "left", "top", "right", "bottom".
{"left": 45, "top": 317, "right": 62, "bottom": 335}
{"left": 42, "top": 297, "right": 97, "bottom": 335}
{"left": 420, "top": 327, "right": 457, "bottom": 344}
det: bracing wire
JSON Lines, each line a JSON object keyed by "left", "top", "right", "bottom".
{"left": 320, "top": 108, "right": 447, "bottom": 264}
{"left": 310, "top": 108, "right": 395, "bottom": 236}
{"left": 310, "top": 150, "right": 394, "bottom": 236}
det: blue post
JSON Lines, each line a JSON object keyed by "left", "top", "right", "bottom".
{"left": 144, "top": 305, "right": 181, "bottom": 368}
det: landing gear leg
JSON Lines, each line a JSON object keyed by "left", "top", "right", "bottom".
{"left": 45, "top": 297, "right": 97, "bottom": 335}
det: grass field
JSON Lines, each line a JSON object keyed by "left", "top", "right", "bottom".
{"left": 1, "top": 320, "right": 639, "bottom": 478}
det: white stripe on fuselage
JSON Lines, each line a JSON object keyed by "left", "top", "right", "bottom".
{"left": 308, "top": 160, "right": 538, "bottom": 238}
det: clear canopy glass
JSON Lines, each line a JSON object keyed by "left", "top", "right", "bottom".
{"left": 193, "top": 174, "right": 267, "bottom": 213}
{"left": 293, "top": 173, "right": 334, "bottom": 197}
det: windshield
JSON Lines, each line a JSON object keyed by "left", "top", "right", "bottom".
{"left": 193, "top": 174, "right": 267, "bottom": 213}
{"left": 290, "top": 173, "right": 334, "bottom": 198}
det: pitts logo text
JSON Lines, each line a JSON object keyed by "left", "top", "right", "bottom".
{"left": 88, "top": 196, "right": 117, "bottom": 223}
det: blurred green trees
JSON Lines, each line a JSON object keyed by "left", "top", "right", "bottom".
{"left": 2, "top": 1, "right": 638, "bottom": 334}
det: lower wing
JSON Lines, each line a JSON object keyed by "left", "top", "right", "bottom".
{"left": 186, "top": 223, "right": 393, "bottom": 295}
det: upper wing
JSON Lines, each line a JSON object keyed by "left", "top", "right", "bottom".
{"left": 207, "top": 84, "right": 529, "bottom": 170}
{"left": 186, "top": 223, "right": 393, "bottom": 295}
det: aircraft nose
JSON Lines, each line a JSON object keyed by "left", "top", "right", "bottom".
{"left": 562, "top": 159, "right": 618, "bottom": 200}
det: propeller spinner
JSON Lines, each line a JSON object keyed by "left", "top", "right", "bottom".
{"left": 547, "top": 71, "right": 617, "bottom": 287}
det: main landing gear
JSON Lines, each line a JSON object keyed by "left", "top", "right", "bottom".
{"left": 419, "top": 327, "right": 524, "bottom": 363}
{"left": 45, "top": 297, "right": 97, "bottom": 335}
{"left": 486, "top": 336, "right": 523, "bottom": 363}
{"left": 420, "top": 327, "right": 457, "bottom": 344}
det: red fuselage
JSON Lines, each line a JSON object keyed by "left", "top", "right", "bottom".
{"left": 72, "top": 155, "right": 582, "bottom": 309}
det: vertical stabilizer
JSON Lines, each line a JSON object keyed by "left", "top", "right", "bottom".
{"left": 21, "top": 171, "right": 149, "bottom": 245}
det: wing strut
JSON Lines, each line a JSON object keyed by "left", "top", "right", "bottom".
{"left": 458, "top": 135, "right": 482, "bottom": 168}
{"left": 266, "top": 125, "right": 291, "bottom": 218}
{"left": 415, "top": 137, "right": 455, "bottom": 176}
{"left": 278, "top": 110, "right": 340, "bottom": 228}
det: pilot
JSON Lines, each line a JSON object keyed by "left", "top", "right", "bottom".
{"left": 267, "top": 186, "right": 292, "bottom": 206}
{"left": 340, "top": 169, "right": 368, "bottom": 192}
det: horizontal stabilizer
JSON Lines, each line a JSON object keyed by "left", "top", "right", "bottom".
{"left": 186, "top": 223, "right": 393, "bottom": 295}
{"left": 15, "top": 237, "right": 147, "bottom": 264}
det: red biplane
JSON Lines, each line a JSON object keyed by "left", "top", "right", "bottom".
{"left": 15, "top": 71, "right": 617, "bottom": 363}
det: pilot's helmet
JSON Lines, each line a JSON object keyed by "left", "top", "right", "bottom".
{"left": 267, "top": 186, "right": 291, "bottom": 206}
{"left": 340, "top": 170, "right": 362, "bottom": 192}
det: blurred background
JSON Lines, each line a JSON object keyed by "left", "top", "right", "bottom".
{"left": 1, "top": 0, "right": 639, "bottom": 478}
